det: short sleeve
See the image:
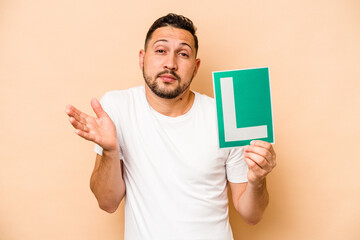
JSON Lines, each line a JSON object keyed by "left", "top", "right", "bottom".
{"left": 94, "top": 143, "right": 103, "bottom": 156}
{"left": 226, "top": 147, "right": 248, "bottom": 183}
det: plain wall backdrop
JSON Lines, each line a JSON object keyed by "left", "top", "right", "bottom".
{"left": 1, "top": 0, "right": 359, "bottom": 239}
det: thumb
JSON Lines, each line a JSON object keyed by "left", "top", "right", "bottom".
{"left": 91, "top": 98, "right": 106, "bottom": 118}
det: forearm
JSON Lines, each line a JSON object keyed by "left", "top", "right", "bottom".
{"left": 90, "top": 150, "right": 126, "bottom": 213}
{"left": 236, "top": 179, "right": 269, "bottom": 225}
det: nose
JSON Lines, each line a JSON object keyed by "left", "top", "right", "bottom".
{"left": 164, "top": 52, "right": 177, "bottom": 71}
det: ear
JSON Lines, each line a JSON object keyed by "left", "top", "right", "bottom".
{"left": 139, "top": 49, "right": 145, "bottom": 70}
{"left": 192, "top": 58, "right": 201, "bottom": 78}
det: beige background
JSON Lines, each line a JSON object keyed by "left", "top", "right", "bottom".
{"left": 1, "top": 0, "right": 359, "bottom": 239}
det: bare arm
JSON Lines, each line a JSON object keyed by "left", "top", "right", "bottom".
{"left": 66, "top": 99, "right": 125, "bottom": 213}
{"left": 90, "top": 153, "right": 125, "bottom": 213}
{"left": 230, "top": 140, "right": 276, "bottom": 225}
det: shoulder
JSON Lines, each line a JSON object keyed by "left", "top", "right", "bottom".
{"left": 193, "top": 91, "right": 215, "bottom": 106}
{"left": 99, "top": 85, "right": 146, "bottom": 125}
{"left": 101, "top": 85, "right": 145, "bottom": 105}
{"left": 191, "top": 91, "right": 217, "bottom": 120}
{"left": 102, "top": 85, "right": 144, "bottom": 100}
{"left": 193, "top": 91, "right": 216, "bottom": 115}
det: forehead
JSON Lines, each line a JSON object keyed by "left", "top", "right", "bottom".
{"left": 148, "top": 26, "right": 195, "bottom": 48}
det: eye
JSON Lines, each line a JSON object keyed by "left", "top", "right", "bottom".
{"left": 179, "top": 52, "right": 189, "bottom": 57}
{"left": 156, "top": 49, "right": 166, "bottom": 54}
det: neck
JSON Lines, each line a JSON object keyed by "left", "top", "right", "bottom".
{"left": 145, "top": 85, "right": 195, "bottom": 117}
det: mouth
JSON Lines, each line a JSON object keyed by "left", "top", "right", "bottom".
{"left": 159, "top": 74, "right": 177, "bottom": 83}
{"left": 156, "top": 71, "right": 180, "bottom": 83}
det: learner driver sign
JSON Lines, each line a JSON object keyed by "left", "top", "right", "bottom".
{"left": 213, "top": 67, "right": 275, "bottom": 148}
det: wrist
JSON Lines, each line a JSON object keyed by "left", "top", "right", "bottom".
{"left": 248, "top": 178, "right": 267, "bottom": 192}
{"left": 102, "top": 148, "right": 120, "bottom": 160}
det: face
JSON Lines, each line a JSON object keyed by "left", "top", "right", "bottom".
{"left": 139, "top": 26, "right": 200, "bottom": 99}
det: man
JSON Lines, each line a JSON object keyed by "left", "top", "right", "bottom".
{"left": 66, "top": 13, "right": 276, "bottom": 240}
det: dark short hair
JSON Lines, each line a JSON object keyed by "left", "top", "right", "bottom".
{"left": 144, "top": 13, "right": 199, "bottom": 55}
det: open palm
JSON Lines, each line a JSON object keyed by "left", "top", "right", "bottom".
{"left": 66, "top": 99, "right": 118, "bottom": 152}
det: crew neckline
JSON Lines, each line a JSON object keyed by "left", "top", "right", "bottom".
{"left": 142, "top": 87, "right": 198, "bottom": 123}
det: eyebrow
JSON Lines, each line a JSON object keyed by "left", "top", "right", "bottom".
{"left": 153, "top": 39, "right": 193, "bottom": 51}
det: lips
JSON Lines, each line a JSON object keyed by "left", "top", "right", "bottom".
{"left": 159, "top": 74, "right": 178, "bottom": 82}
{"left": 156, "top": 70, "right": 181, "bottom": 83}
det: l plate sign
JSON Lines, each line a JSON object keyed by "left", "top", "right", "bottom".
{"left": 213, "top": 67, "right": 274, "bottom": 148}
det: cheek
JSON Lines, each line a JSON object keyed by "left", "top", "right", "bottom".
{"left": 143, "top": 59, "right": 154, "bottom": 71}
{"left": 183, "top": 64, "right": 197, "bottom": 76}
{"left": 144, "top": 58, "right": 163, "bottom": 72}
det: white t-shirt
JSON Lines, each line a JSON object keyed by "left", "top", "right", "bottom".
{"left": 95, "top": 85, "right": 248, "bottom": 240}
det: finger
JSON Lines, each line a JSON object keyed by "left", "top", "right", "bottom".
{"left": 250, "top": 140, "right": 276, "bottom": 157}
{"left": 244, "top": 157, "right": 267, "bottom": 178}
{"left": 66, "top": 105, "right": 88, "bottom": 124}
{"left": 65, "top": 105, "right": 76, "bottom": 118}
{"left": 67, "top": 110, "right": 86, "bottom": 125}
{"left": 244, "top": 145, "right": 272, "bottom": 159}
{"left": 245, "top": 145, "right": 272, "bottom": 162}
{"left": 245, "top": 145, "right": 276, "bottom": 168}
{"left": 69, "top": 117, "right": 89, "bottom": 132}
{"left": 244, "top": 157, "right": 258, "bottom": 168}
{"left": 74, "top": 129, "right": 96, "bottom": 142}
{"left": 91, "top": 98, "right": 106, "bottom": 119}
{"left": 244, "top": 152, "right": 272, "bottom": 171}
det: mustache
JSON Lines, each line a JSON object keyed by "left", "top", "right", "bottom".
{"left": 156, "top": 70, "right": 181, "bottom": 81}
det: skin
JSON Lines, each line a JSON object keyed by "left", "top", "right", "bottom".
{"left": 230, "top": 140, "right": 276, "bottom": 225}
{"left": 139, "top": 26, "right": 201, "bottom": 117}
{"left": 65, "top": 99, "right": 125, "bottom": 213}
{"left": 65, "top": 26, "right": 277, "bottom": 223}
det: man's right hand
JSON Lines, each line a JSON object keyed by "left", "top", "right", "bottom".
{"left": 67, "top": 99, "right": 125, "bottom": 213}
{"left": 65, "top": 98, "right": 119, "bottom": 152}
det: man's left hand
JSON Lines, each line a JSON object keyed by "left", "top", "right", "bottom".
{"left": 243, "top": 140, "right": 276, "bottom": 186}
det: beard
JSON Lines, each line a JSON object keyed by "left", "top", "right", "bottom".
{"left": 143, "top": 67, "right": 194, "bottom": 99}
